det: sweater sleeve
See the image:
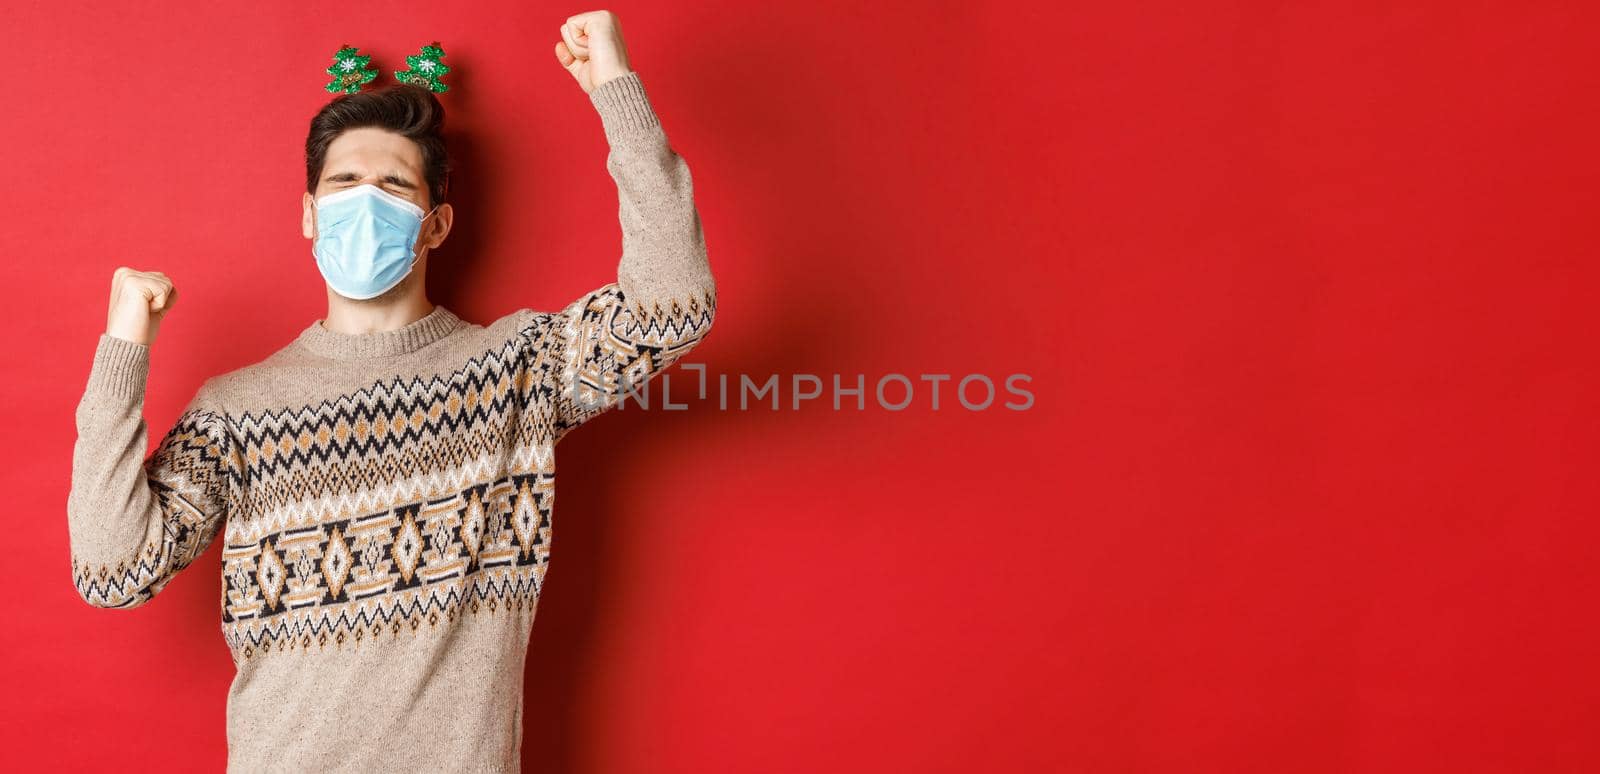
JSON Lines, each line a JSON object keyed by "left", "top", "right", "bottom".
{"left": 67, "top": 333, "right": 236, "bottom": 609}
{"left": 519, "top": 70, "right": 717, "bottom": 440}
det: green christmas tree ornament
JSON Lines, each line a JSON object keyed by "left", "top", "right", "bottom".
{"left": 394, "top": 42, "right": 450, "bottom": 93}
{"left": 325, "top": 45, "right": 379, "bottom": 94}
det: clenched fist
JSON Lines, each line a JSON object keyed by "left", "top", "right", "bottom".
{"left": 105, "top": 267, "right": 177, "bottom": 346}
{"left": 553, "top": 10, "right": 634, "bottom": 93}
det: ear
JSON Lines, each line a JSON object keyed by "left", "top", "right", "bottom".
{"left": 302, "top": 192, "right": 316, "bottom": 239}
{"left": 422, "top": 203, "right": 454, "bottom": 249}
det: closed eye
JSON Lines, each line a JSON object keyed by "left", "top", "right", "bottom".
{"left": 324, "top": 172, "right": 417, "bottom": 192}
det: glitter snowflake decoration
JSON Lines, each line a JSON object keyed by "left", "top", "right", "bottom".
{"left": 324, "top": 45, "right": 378, "bottom": 94}
{"left": 394, "top": 42, "right": 450, "bottom": 93}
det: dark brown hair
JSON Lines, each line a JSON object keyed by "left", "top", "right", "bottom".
{"left": 305, "top": 83, "right": 450, "bottom": 208}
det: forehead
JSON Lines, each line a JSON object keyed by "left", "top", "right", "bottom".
{"left": 322, "top": 127, "right": 423, "bottom": 175}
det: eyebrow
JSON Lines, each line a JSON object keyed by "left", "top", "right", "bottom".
{"left": 324, "top": 171, "right": 416, "bottom": 189}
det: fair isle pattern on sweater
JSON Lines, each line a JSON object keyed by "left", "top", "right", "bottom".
{"left": 66, "top": 69, "right": 714, "bottom": 772}
{"left": 72, "top": 287, "right": 715, "bottom": 658}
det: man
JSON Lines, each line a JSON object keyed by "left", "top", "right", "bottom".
{"left": 65, "top": 12, "right": 715, "bottom": 771}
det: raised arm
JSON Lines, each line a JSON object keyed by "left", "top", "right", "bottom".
{"left": 523, "top": 14, "right": 717, "bottom": 439}
{"left": 67, "top": 270, "right": 236, "bottom": 609}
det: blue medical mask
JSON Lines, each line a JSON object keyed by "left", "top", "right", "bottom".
{"left": 312, "top": 184, "right": 440, "bottom": 300}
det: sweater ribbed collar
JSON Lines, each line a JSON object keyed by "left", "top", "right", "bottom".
{"left": 295, "top": 304, "right": 463, "bottom": 360}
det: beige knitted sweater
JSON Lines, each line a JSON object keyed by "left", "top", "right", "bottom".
{"left": 66, "top": 71, "right": 715, "bottom": 772}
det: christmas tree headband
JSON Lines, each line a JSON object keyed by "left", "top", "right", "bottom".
{"left": 325, "top": 42, "right": 450, "bottom": 95}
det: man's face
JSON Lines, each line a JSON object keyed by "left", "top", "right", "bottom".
{"left": 301, "top": 127, "right": 452, "bottom": 251}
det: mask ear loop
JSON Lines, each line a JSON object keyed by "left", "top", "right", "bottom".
{"left": 411, "top": 204, "right": 444, "bottom": 262}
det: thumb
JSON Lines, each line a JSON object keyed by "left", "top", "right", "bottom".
{"left": 149, "top": 286, "right": 176, "bottom": 315}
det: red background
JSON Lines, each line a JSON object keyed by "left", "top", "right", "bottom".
{"left": 4, "top": 1, "right": 1598, "bottom": 771}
